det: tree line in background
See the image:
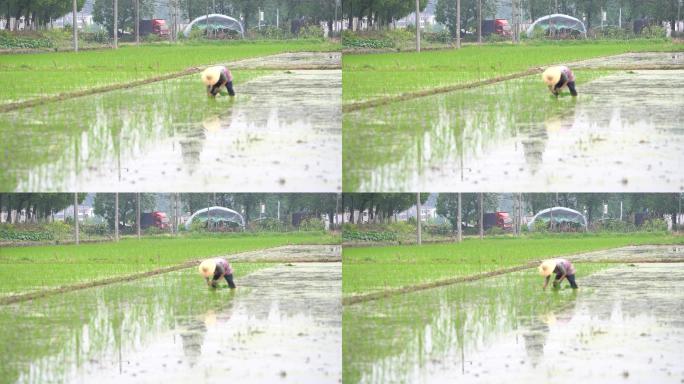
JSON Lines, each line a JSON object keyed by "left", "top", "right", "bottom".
{"left": 342, "top": 0, "right": 681, "bottom": 33}
{"left": 91, "top": 0, "right": 339, "bottom": 38}
{"left": 0, "top": 0, "right": 86, "bottom": 30}
{"left": 340, "top": 193, "right": 682, "bottom": 227}
{"left": 1, "top": 0, "right": 338, "bottom": 34}
{"left": 521, "top": 0, "right": 682, "bottom": 29}
{"left": 0, "top": 193, "right": 339, "bottom": 229}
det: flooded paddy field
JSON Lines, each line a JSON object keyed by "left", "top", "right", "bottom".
{"left": 0, "top": 53, "right": 341, "bottom": 192}
{"left": 343, "top": 262, "right": 684, "bottom": 384}
{"left": 343, "top": 55, "right": 684, "bottom": 192}
{"left": 573, "top": 51, "right": 684, "bottom": 68}
{"left": 229, "top": 244, "right": 341, "bottom": 262}
{"left": 0, "top": 262, "right": 341, "bottom": 384}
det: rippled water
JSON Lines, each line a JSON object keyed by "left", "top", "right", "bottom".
{"left": 1, "top": 67, "right": 341, "bottom": 192}
{"left": 344, "top": 256, "right": 684, "bottom": 383}
{"left": 344, "top": 70, "right": 684, "bottom": 192}
{"left": 0, "top": 263, "right": 341, "bottom": 384}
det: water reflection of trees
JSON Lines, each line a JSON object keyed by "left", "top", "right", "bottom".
{"left": 344, "top": 78, "right": 573, "bottom": 191}
{"left": 0, "top": 271, "right": 235, "bottom": 383}
{"left": 343, "top": 272, "right": 576, "bottom": 384}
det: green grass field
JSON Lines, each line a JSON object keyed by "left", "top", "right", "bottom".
{"left": 0, "top": 231, "right": 338, "bottom": 296}
{"left": 342, "top": 233, "right": 682, "bottom": 295}
{"left": 342, "top": 40, "right": 684, "bottom": 103}
{"left": 0, "top": 40, "right": 338, "bottom": 104}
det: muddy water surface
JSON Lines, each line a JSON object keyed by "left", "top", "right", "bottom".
{"left": 0, "top": 263, "right": 341, "bottom": 384}
{"left": 1, "top": 59, "right": 341, "bottom": 192}
{"left": 344, "top": 70, "right": 684, "bottom": 192}
{"left": 230, "top": 52, "right": 341, "bottom": 69}
{"left": 228, "top": 244, "right": 341, "bottom": 262}
{"left": 344, "top": 261, "right": 684, "bottom": 383}
{"left": 573, "top": 51, "right": 684, "bottom": 68}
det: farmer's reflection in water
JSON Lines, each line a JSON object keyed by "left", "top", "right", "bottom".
{"left": 520, "top": 108, "right": 576, "bottom": 175}
{"left": 522, "top": 295, "right": 578, "bottom": 367}
{"left": 178, "top": 106, "right": 234, "bottom": 172}
{"left": 178, "top": 295, "right": 235, "bottom": 367}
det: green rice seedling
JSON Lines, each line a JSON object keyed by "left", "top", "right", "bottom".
{"left": 343, "top": 40, "right": 683, "bottom": 103}
{"left": 342, "top": 233, "right": 682, "bottom": 295}
{"left": 0, "top": 40, "right": 338, "bottom": 104}
{"left": 0, "top": 232, "right": 338, "bottom": 296}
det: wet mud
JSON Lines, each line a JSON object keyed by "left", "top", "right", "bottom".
{"left": 344, "top": 262, "right": 684, "bottom": 384}
{"left": 344, "top": 69, "right": 684, "bottom": 192}
{"left": 1, "top": 66, "right": 341, "bottom": 192}
{"left": 230, "top": 52, "right": 341, "bottom": 69}
{"left": 572, "top": 51, "right": 684, "bottom": 69}
{"left": 228, "top": 244, "right": 341, "bottom": 262}
{"left": 570, "top": 244, "right": 684, "bottom": 263}
{"left": 0, "top": 262, "right": 341, "bottom": 384}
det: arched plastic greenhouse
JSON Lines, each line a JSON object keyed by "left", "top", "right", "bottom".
{"left": 184, "top": 206, "right": 245, "bottom": 230}
{"left": 527, "top": 207, "right": 587, "bottom": 232}
{"left": 526, "top": 14, "right": 587, "bottom": 38}
{"left": 182, "top": 14, "right": 244, "bottom": 38}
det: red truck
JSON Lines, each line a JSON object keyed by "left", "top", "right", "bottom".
{"left": 140, "top": 211, "right": 170, "bottom": 230}
{"left": 483, "top": 212, "right": 513, "bottom": 231}
{"left": 482, "top": 19, "right": 512, "bottom": 37}
{"left": 139, "top": 19, "right": 170, "bottom": 37}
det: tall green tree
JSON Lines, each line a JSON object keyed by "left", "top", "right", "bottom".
{"left": 93, "top": 193, "right": 156, "bottom": 230}
{"left": 93, "top": 0, "right": 153, "bottom": 36}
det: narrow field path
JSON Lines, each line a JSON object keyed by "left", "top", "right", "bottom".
{"left": 0, "top": 244, "right": 340, "bottom": 305}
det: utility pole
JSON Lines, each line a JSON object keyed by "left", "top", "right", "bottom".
{"left": 456, "top": 0, "right": 461, "bottom": 48}
{"left": 74, "top": 193, "right": 79, "bottom": 245}
{"left": 113, "top": 0, "right": 118, "bottom": 48}
{"left": 511, "top": 0, "right": 515, "bottom": 43}
{"left": 416, "top": 193, "right": 422, "bottom": 245}
{"left": 479, "top": 193, "right": 484, "bottom": 239}
{"left": 415, "top": 0, "right": 421, "bottom": 52}
{"left": 114, "top": 193, "right": 119, "bottom": 241}
{"left": 477, "top": 0, "right": 482, "bottom": 43}
{"left": 135, "top": 0, "right": 139, "bottom": 44}
{"left": 136, "top": 193, "right": 141, "bottom": 239}
{"left": 457, "top": 193, "right": 462, "bottom": 242}
{"left": 72, "top": 0, "right": 78, "bottom": 51}
{"left": 619, "top": 8, "right": 622, "bottom": 29}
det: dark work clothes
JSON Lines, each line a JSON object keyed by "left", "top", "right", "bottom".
{"left": 553, "top": 73, "right": 578, "bottom": 96}
{"left": 208, "top": 71, "right": 235, "bottom": 96}
{"left": 224, "top": 274, "right": 236, "bottom": 289}
{"left": 211, "top": 258, "right": 236, "bottom": 288}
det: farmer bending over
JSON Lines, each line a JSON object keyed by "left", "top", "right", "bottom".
{"left": 542, "top": 66, "right": 578, "bottom": 97}
{"left": 539, "top": 259, "right": 578, "bottom": 290}
{"left": 201, "top": 66, "right": 235, "bottom": 97}
{"left": 199, "top": 257, "right": 236, "bottom": 289}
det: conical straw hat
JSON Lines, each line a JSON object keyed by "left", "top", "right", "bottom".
{"left": 538, "top": 259, "right": 557, "bottom": 277}
{"left": 198, "top": 259, "right": 217, "bottom": 278}
{"left": 201, "top": 66, "right": 222, "bottom": 86}
{"left": 542, "top": 66, "right": 562, "bottom": 86}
